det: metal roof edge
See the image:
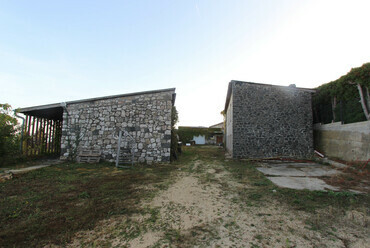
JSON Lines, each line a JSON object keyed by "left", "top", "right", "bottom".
{"left": 230, "top": 80, "right": 316, "bottom": 92}
{"left": 66, "top": 88, "right": 176, "bottom": 105}
{"left": 18, "top": 103, "right": 64, "bottom": 113}
{"left": 18, "top": 88, "right": 176, "bottom": 112}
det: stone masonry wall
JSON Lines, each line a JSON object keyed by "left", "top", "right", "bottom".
{"left": 60, "top": 90, "right": 174, "bottom": 163}
{"left": 231, "top": 82, "right": 313, "bottom": 159}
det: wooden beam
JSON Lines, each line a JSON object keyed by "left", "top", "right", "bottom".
{"left": 35, "top": 117, "right": 40, "bottom": 155}
{"left": 48, "top": 119, "right": 52, "bottom": 154}
{"left": 25, "top": 115, "right": 30, "bottom": 155}
{"left": 30, "top": 116, "right": 35, "bottom": 156}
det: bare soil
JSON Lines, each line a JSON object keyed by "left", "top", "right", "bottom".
{"left": 63, "top": 146, "right": 369, "bottom": 248}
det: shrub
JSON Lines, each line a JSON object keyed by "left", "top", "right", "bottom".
{"left": 0, "top": 104, "right": 21, "bottom": 166}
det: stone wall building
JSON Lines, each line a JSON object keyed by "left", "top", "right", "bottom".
{"left": 224, "top": 81, "right": 314, "bottom": 159}
{"left": 19, "top": 88, "right": 176, "bottom": 164}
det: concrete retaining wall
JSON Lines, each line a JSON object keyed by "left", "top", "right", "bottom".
{"left": 314, "top": 121, "right": 370, "bottom": 161}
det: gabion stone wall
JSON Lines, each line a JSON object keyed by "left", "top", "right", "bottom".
{"left": 225, "top": 81, "right": 314, "bottom": 159}
{"left": 60, "top": 89, "right": 175, "bottom": 163}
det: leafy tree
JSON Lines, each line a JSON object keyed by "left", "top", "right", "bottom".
{"left": 313, "top": 63, "right": 369, "bottom": 123}
{"left": 0, "top": 104, "right": 20, "bottom": 166}
{"left": 344, "top": 63, "right": 370, "bottom": 120}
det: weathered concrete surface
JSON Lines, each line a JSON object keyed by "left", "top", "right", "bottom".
{"left": 257, "top": 163, "right": 340, "bottom": 177}
{"left": 314, "top": 121, "right": 370, "bottom": 161}
{"left": 257, "top": 161, "right": 341, "bottom": 191}
{"left": 267, "top": 177, "right": 339, "bottom": 191}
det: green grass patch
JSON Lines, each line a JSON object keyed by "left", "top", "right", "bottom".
{"left": 223, "top": 158, "right": 369, "bottom": 213}
{"left": 0, "top": 162, "right": 177, "bottom": 247}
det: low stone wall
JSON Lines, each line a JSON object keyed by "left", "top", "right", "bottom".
{"left": 60, "top": 89, "right": 175, "bottom": 164}
{"left": 314, "top": 121, "right": 370, "bottom": 161}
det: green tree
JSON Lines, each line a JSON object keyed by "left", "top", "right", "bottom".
{"left": 313, "top": 63, "right": 369, "bottom": 123}
{"left": 0, "top": 104, "right": 20, "bottom": 166}
{"left": 344, "top": 63, "right": 370, "bottom": 120}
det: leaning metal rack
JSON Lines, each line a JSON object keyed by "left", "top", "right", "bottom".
{"left": 115, "top": 130, "right": 135, "bottom": 168}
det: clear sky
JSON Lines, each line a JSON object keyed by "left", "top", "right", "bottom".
{"left": 1, "top": 0, "right": 369, "bottom": 126}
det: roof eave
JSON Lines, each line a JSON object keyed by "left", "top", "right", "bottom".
{"left": 18, "top": 87, "right": 176, "bottom": 112}
{"left": 18, "top": 103, "right": 64, "bottom": 113}
{"left": 66, "top": 87, "right": 176, "bottom": 105}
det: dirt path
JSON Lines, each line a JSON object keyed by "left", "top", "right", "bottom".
{"left": 64, "top": 147, "right": 369, "bottom": 248}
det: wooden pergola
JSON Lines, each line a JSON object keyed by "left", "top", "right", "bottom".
{"left": 18, "top": 103, "right": 64, "bottom": 157}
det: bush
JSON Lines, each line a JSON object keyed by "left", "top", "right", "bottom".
{"left": 0, "top": 104, "right": 21, "bottom": 166}
{"left": 313, "top": 63, "right": 370, "bottom": 124}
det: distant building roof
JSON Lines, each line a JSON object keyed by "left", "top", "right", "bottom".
{"left": 209, "top": 122, "right": 223, "bottom": 128}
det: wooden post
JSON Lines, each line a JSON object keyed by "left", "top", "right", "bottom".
{"left": 57, "top": 120, "right": 60, "bottom": 154}
{"left": 36, "top": 118, "right": 40, "bottom": 155}
{"left": 30, "top": 116, "right": 35, "bottom": 156}
{"left": 27, "top": 116, "right": 31, "bottom": 156}
{"left": 46, "top": 120, "right": 51, "bottom": 154}
{"left": 56, "top": 120, "right": 59, "bottom": 154}
{"left": 52, "top": 120, "right": 56, "bottom": 154}
{"left": 41, "top": 118, "right": 44, "bottom": 154}
{"left": 25, "top": 115, "right": 30, "bottom": 155}
{"left": 43, "top": 118, "right": 47, "bottom": 154}
{"left": 116, "top": 131, "right": 122, "bottom": 167}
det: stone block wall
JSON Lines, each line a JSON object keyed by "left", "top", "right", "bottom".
{"left": 226, "top": 81, "right": 314, "bottom": 159}
{"left": 60, "top": 89, "right": 175, "bottom": 163}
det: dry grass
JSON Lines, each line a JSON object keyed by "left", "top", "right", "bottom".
{"left": 0, "top": 162, "right": 177, "bottom": 247}
{"left": 1, "top": 146, "right": 369, "bottom": 248}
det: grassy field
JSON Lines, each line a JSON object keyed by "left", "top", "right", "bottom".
{"left": 1, "top": 146, "right": 369, "bottom": 247}
{"left": 0, "top": 162, "right": 177, "bottom": 247}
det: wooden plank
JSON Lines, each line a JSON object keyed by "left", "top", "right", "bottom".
{"left": 56, "top": 120, "right": 62, "bottom": 154}
{"left": 78, "top": 149, "right": 101, "bottom": 163}
{"left": 43, "top": 118, "right": 47, "bottom": 154}
{"left": 36, "top": 118, "right": 40, "bottom": 155}
{"left": 116, "top": 131, "right": 122, "bottom": 167}
{"left": 47, "top": 119, "right": 52, "bottom": 154}
{"left": 50, "top": 120, "right": 54, "bottom": 154}
{"left": 30, "top": 116, "right": 35, "bottom": 156}
{"left": 25, "top": 115, "right": 30, "bottom": 155}
{"left": 53, "top": 120, "right": 57, "bottom": 154}
{"left": 41, "top": 118, "right": 44, "bottom": 154}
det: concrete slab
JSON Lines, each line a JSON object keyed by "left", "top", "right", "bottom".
{"left": 267, "top": 176, "right": 339, "bottom": 191}
{"left": 257, "top": 161, "right": 343, "bottom": 191}
{"left": 257, "top": 163, "right": 341, "bottom": 177}
{"left": 257, "top": 167, "right": 307, "bottom": 177}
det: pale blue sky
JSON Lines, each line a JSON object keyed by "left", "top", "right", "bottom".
{"left": 1, "top": 0, "right": 369, "bottom": 126}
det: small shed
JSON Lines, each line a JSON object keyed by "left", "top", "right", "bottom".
{"left": 19, "top": 88, "right": 176, "bottom": 164}
{"left": 224, "top": 81, "right": 315, "bottom": 159}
